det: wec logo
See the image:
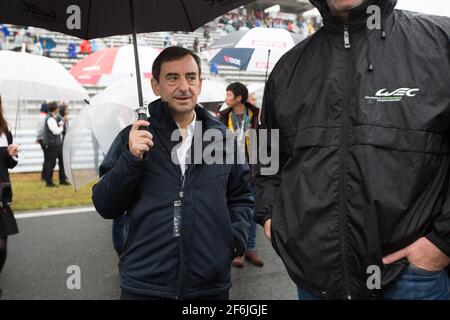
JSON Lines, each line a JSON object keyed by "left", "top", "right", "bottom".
{"left": 375, "top": 88, "right": 420, "bottom": 97}
{"left": 365, "top": 87, "right": 420, "bottom": 102}
{"left": 224, "top": 55, "right": 241, "bottom": 66}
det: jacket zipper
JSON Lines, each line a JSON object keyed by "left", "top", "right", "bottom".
{"left": 339, "top": 24, "right": 352, "bottom": 300}
{"left": 176, "top": 163, "right": 191, "bottom": 300}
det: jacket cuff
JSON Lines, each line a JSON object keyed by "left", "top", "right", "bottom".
{"left": 255, "top": 213, "right": 272, "bottom": 228}
{"left": 124, "top": 144, "right": 148, "bottom": 164}
{"left": 426, "top": 232, "right": 450, "bottom": 258}
{"left": 232, "top": 230, "right": 245, "bottom": 257}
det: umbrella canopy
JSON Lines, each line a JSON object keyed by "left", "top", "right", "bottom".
{"left": 198, "top": 79, "right": 227, "bottom": 104}
{"left": 63, "top": 104, "right": 103, "bottom": 190}
{"left": 0, "top": 0, "right": 257, "bottom": 39}
{"left": 205, "top": 27, "right": 306, "bottom": 73}
{"left": 0, "top": 50, "right": 89, "bottom": 101}
{"left": 70, "top": 45, "right": 161, "bottom": 86}
{"left": 207, "top": 27, "right": 305, "bottom": 51}
{"left": 207, "top": 47, "right": 290, "bottom": 72}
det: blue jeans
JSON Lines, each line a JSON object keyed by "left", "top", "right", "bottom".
{"left": 383, "top": 265, "right": 450, "bottom": 300}
{"left": 246, "top": 219, "right": 257, "bottom": 251}
{"left": 298, "top": 265, "right": 450, "bottom": 300}
{"left": 246, "top": 188, "right": 257, "bottom": 251}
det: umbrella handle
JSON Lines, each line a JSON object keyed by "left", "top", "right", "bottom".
{"left": 136, "top": 107, "right": 149, "bottom": 131}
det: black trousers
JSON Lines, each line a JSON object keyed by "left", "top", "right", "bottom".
{"left": 120, "top": 290, "right": 230, "bottom": 300}
{"left": 38, "top": 140, "right": 46, "bottom": 180}
{"left": 43, "top": 146, "right": 67, "bottom": 184}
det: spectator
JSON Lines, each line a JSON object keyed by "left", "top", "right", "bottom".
{"left": 219, "top": 82, "right": 264, "bottom": 268}
{"left": 203, "top": 25, "right": 210, "bottom": 41}
{"left": 80, "top": 39, "right": 92, "bottom": 54}
{"left": 92, "top": 46, "right": 253, "bottom": 300}
{"left": 163, "top": 34, "right": 171, "bottom": 48}
{"left": 209, "top": 62, "right": 219, "bottom": 77}
{"left": 67, "top": 43, "right": 77, "bottom": 59}
{"left": 90, "top": 40, "right": 98, "bottom": 52}
{"left": 33, "top": 41, "right": 43, "bottom": 56}
{"left": 257, "top": 0, "right": 450, "bottom": 300}
{"left": 193, "top": 37, "right": 199, "bottom": 53}
{"left": 43, "top": 102, "right": 69, "bottom": 187}
{"left": 36, "top": 102, "right": 48, "bottom": 181}
{"left": 0, "top": 95, "right": 20, "bottom": 299}
{"left": 57, "top": 102, "right": 69, "bottom": 139}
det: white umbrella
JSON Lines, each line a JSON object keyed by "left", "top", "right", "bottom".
{"left": 89, "top": 79, "right": 158, "bottom": 155}
{"left": 206, "top": 27, "right": 306, "bottom": 75}
{"left": 63, "top": 78, "right": 158, "bottom": 189}
{"left": 70, "top": 45, "right": 161, "bottom": 86}
{"left": 63, "top": 105, "right": 102, "bottom": 190}
{"left": 198, "top": 79, "right": 227, "bottom": 103}
{"left": 0, "top": 51, "right": 89, "bottom": 101}
{"left": 247, "top": 83, "right": 265, "bottom": 108}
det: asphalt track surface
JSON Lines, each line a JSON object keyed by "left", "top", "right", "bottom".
{"left": 0, "top": 208, "right": 297, "bottom": 300}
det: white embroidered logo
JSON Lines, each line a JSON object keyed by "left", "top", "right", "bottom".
{"left": 365, "top": 88, "right": 420, "bottom": 102}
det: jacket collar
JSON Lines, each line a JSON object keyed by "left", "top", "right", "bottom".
{"left": 147, "top": 98, "right": 227, "bottom": 135}
{"left": 310, "top": 0, "right": 397, "bottom": 33}
{"left": 220, "top": 102, "right": 259, "bottom": 117}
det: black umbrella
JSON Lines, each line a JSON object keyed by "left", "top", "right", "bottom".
{"left": 0, "top": 0, "right": 256, "bottom": 120}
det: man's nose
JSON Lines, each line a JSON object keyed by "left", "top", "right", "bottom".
{"left": 177, "top": 76, "right": 189, "bottom": 92}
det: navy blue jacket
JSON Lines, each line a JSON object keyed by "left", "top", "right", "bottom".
{"left": 92, "top": 99, "right": 253, "bottom": 299}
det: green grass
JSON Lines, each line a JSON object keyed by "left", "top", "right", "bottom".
{"left": 10, "top": 173, "right": 97, "bottom": 212}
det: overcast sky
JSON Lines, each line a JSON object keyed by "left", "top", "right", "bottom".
{"left": 396, "top": 0, "right": 450, "bottom": 17}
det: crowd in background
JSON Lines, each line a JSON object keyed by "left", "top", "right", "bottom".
{"left": 213, "top": 7, "right": 322, "bottom": 36}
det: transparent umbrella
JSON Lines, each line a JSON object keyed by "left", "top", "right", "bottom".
{"left": 63, "top": 78, "right": 158, "bottom": 189}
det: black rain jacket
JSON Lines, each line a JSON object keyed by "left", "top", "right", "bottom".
{"left": 255, "top": 0, "right": 450, "bottom": 299}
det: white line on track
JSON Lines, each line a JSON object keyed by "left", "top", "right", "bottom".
{"left": 15, "top": 207, "right": 96, "bottom": 219}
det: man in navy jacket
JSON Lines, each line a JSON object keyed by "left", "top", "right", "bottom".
{"left": 92, "top": 47, "right": 253, "bottom": 300}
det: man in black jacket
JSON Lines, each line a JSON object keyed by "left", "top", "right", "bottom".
{"left": 256, "top": 0, "right": 450, "bottom": 299}
{"left": 92, "top": 47, "right": 253, "bottom": 300}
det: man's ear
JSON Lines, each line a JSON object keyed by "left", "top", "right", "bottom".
{"left": 236, "top": 95, "right": 242, "bottom": 103}
{"left": 151, "top": 78, "right": 160, "bottom": 96}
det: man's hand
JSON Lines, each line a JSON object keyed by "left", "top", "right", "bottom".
{"left": 383, "top": 237, "right": 450, "bottom": 272}
{"left": 129, "top": 120, "right": 153, "bottom": 159}
{"left": 264, "top": 219, "right": 272, "bottom": 241}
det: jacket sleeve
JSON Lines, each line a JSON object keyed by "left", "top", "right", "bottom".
{"left": 425, "top": 17, "right": 450, "bottom": 257}
{"left": 254, "top": 76, "right": 289, "bottom": 227}
{"left": 227, "top": 142, "right": 254, "bottom": 257}
{"left": 92, "top": 126, "right": 147, "bottom": 219}
{"left": 6, "top": 132, "right": 17, "bottom": 169}
{"left": 426, "top": 140, "right": 450, "bottom": 258}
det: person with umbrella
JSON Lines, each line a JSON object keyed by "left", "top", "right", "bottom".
{"left": 0, "top": 96, "right": 20, "bottom": 298}
{"left": 256, "top": 0, "right": 450, "bottom": 300}
{"left": 92, "top": 47, "right": 253, "bottom": 300}
{"left": 219, "top": 82, "right": 263, "bottom": 268}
